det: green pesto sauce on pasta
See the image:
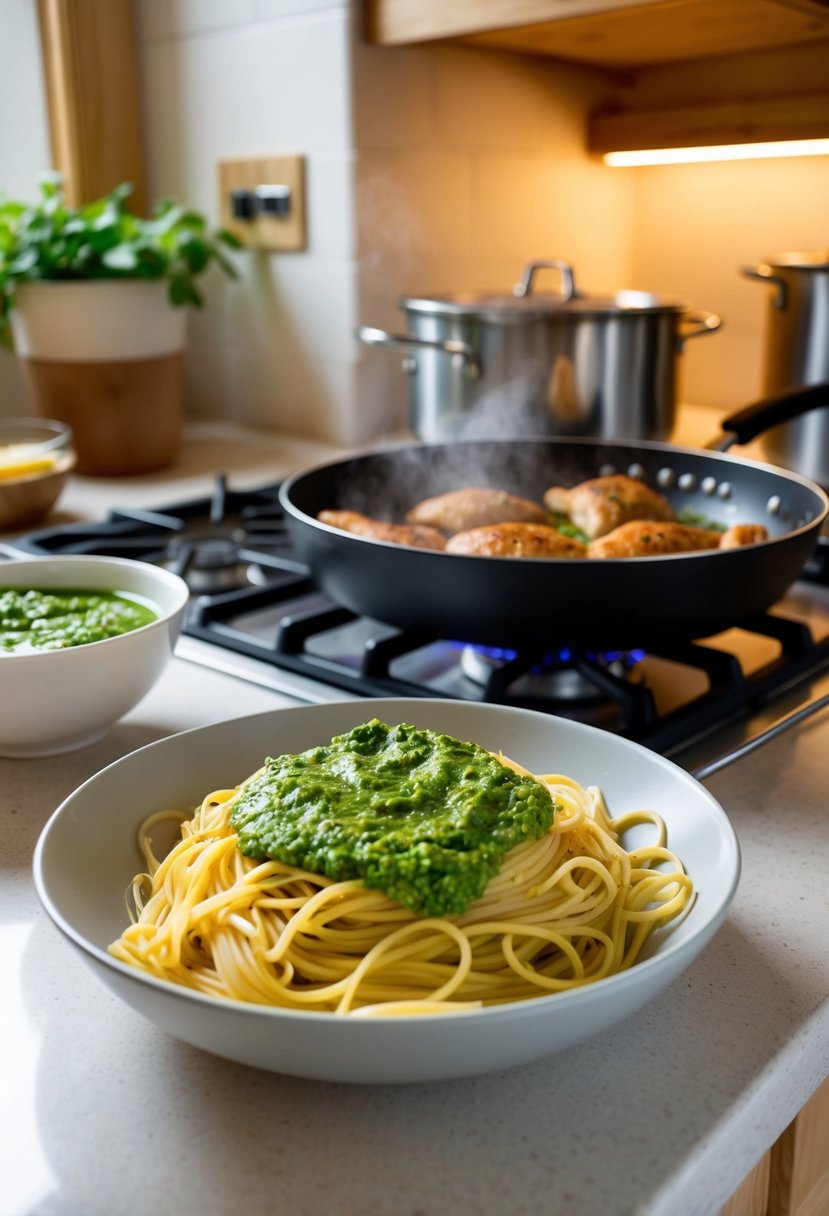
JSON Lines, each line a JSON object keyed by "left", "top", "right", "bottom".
{"left": 0, "top": 587, "right": 157, "bottom": 653}
{"left": 230, "top": 719, "right": 556, "bottom": 918}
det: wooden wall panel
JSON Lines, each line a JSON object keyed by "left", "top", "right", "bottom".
{"left": 37, "top": 0, "right": 146, "bottom": 211}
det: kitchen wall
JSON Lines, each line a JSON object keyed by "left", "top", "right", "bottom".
{"left": 350, "top": 36, "right": 633, "bottom": 438}
{"left": 629, "top": 156, "right": 829, "bottom": 411}
{"left": 134, "top": 0, "right": 359, "bottom": 440}
{"left": 134, "top": 0, "right": 631, "bottom": 443}
{"left": 2, "top": 1, "right": 828, "bottom": 443}
{"left": 0, "top": 0, "right": 52, "bottom": 419}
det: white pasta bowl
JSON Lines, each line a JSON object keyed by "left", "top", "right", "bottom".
{"left": 0, "top": 555, "right": 189, "bottom": 757}
{"left": 33, "top": 698, "right": 740, "bottom": 1083}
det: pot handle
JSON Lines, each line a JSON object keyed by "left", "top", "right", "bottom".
{"left": 513, "top": 260, "right": 577, "bottom": 301}
{"left": 356, "top": 325, "right": 482, "bottom": 380}
{"left": 676, "top": 309, "right": 721, "bottom": 351}
{"left": 742, "top": 264, "right": 788, "bottom": 310}
{"left": 711, "top": 382, "right": 829, "bottom": 451}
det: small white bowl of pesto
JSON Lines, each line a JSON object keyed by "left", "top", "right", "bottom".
{"left": 0, "top": 555, "right": 189, "bottom": 757}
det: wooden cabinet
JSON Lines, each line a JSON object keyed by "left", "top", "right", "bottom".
{"left": 363, "top": 0, "right": 829, "bottom": 154}
{"left": 768, "top": 1075, "right": 829, "bottom": 1216}
{"left": 364, "top": 0, "right": 829, "bottom": 69}
{"left": 721, "top": 1074, "right": 829, "bottom": 1216}
{"left": 722, "top": 1152, "right": 771, "bottom": 1216}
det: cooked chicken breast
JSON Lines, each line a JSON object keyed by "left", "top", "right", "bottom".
{"left": 406, "top": 487, "right": 546, "bottom": 534}
{"left": 544, "top": 474, "right": 674, "bottom": 540}
{"left": 719, "top": 524, "right": 769, "bottom": 549}
{"left": 317, "top": 510, "right": 446, "bottom": 551}
{"left": 587, "top": 520, "right": 722, "bottom": 558}
{"left": 446, "top": 522, "right": 587, "bottom": 559}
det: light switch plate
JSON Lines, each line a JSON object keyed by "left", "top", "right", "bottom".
{"left": 218, "top": 155, "right": 306, "bottom": 251}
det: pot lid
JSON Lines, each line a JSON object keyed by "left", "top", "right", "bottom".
{"left": 400, "top": 259, "right": 688, "bottom": 319}
{"left": 762, "top": 250, "right": 829, "bottom": 270}
{"left": 400, "top": 288, "right": 689, "bottom": 321}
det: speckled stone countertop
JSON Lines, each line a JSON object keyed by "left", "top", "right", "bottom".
{"left": 2, "top": 417, "right": 828, "bottom": 1216}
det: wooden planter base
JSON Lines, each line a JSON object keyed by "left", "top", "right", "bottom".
{"left": 22, "top": 352, "right": 184, "bottom": 476}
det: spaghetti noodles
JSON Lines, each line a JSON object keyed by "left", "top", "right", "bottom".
{"left": 108, "top": 751, "right": 694, "bottom": 1017}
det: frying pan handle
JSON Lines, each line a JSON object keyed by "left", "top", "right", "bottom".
{"left": 676, "top": 309, "right": 721, "bottom": 351}
{"left": 514, "top": 260, "right": 577, "bottom": 301}
{"left": 742, "top": 264, "right": 788, "bottom": 310}
{"left": 714, "top": 382, "right": 829, "bottom": 450}
{"left": 356, "top": 326, "right": 482, "bottom": 381}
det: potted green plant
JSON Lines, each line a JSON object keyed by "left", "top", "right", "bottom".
{"left": 0, "top": 175, "right": 240, "bottom": 475}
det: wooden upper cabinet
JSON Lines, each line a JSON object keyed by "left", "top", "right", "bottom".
{"left": 363, "top": 0, "right": 829, "bottom": 154}
{"left": 363, "top": 0, "right": 829, "bottom": 70}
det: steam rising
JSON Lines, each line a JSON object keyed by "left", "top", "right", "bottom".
{"left": 327, "top": 362, "right": 597, "bottom": 520}
{"left": 331, "top": 436, "right": 593, "bottom": 522}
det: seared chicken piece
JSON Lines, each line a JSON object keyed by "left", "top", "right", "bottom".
{"left": 317, "top": 510, "right": 446, "bottom": 551}
{"left": 587, "top": 520, "right": 721, "bottom": 558}
{"left": 446, "top": 522, "right": 587, "bottom": 559}
{"left": 544, "top": 474, "right": 673, "bottom": 540}
{"left": 719, "top": 524, "right": 769, "bottom": 549}
{"left": 406, "top": 487, "right": 546, "bottom": 534}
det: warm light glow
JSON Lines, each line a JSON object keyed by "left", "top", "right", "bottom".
{"left": 603, "top": 139, "right": 829, "bottom": 166}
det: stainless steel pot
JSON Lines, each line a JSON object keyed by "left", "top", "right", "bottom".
{"left": 357, "top": 259, "right": 720, "bottom": 443}
{"left": 743, "top": 251, "right": 829, "bottom": 488}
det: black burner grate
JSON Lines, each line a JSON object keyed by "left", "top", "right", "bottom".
{"left": 186, "top": 587, "right": 829, "bottom": 755}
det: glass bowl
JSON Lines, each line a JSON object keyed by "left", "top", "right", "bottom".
{"left": 0, "top": 417, "right": 76, "bottom": 530}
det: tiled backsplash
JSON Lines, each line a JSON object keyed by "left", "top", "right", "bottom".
{"left": 136, "top": 0, "right": 634, "bottom": 444}
{"left": 351, "top": 36, "right": 636, "bottom": 443}
{"left": 136, "top": 0, "right": 829, "bottom": 442}
{"left": 2, "top": 0, "right": 829, "bottom": 444}
{"left": 137, "top": 1, "right": 359, "bottom": 440}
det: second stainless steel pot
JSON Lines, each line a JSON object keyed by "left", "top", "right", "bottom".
{"left": 743, "top": 251, "right": 829, "bottom": 488}
{"left": 358, "top": 259, "right": 720, "bottom": 444}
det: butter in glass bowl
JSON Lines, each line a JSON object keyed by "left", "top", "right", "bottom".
{"left": 0, "top": 417, "right": 76, "bottom": 530}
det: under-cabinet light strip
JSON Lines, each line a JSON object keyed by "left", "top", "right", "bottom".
{"left": 604, "top": 139, "right": 829, "bottom": 166}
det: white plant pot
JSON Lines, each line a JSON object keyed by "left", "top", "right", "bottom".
{"left": 11, "top": 280, "right": 187, "bottom": 360}
{"left": 11, "top": 280, "right": 187, "bottom": 476}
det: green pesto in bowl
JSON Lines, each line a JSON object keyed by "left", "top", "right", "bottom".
{"left": 0, "top": 587, "right": 158, "bottom": 654}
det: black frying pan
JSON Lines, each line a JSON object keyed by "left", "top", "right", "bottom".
{"left": 279, "top": 385, "right": 829, "bottom": 650}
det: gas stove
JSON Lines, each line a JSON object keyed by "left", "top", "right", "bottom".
{"left": 9, "top": 473, "right": 829, "bottom": 770}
